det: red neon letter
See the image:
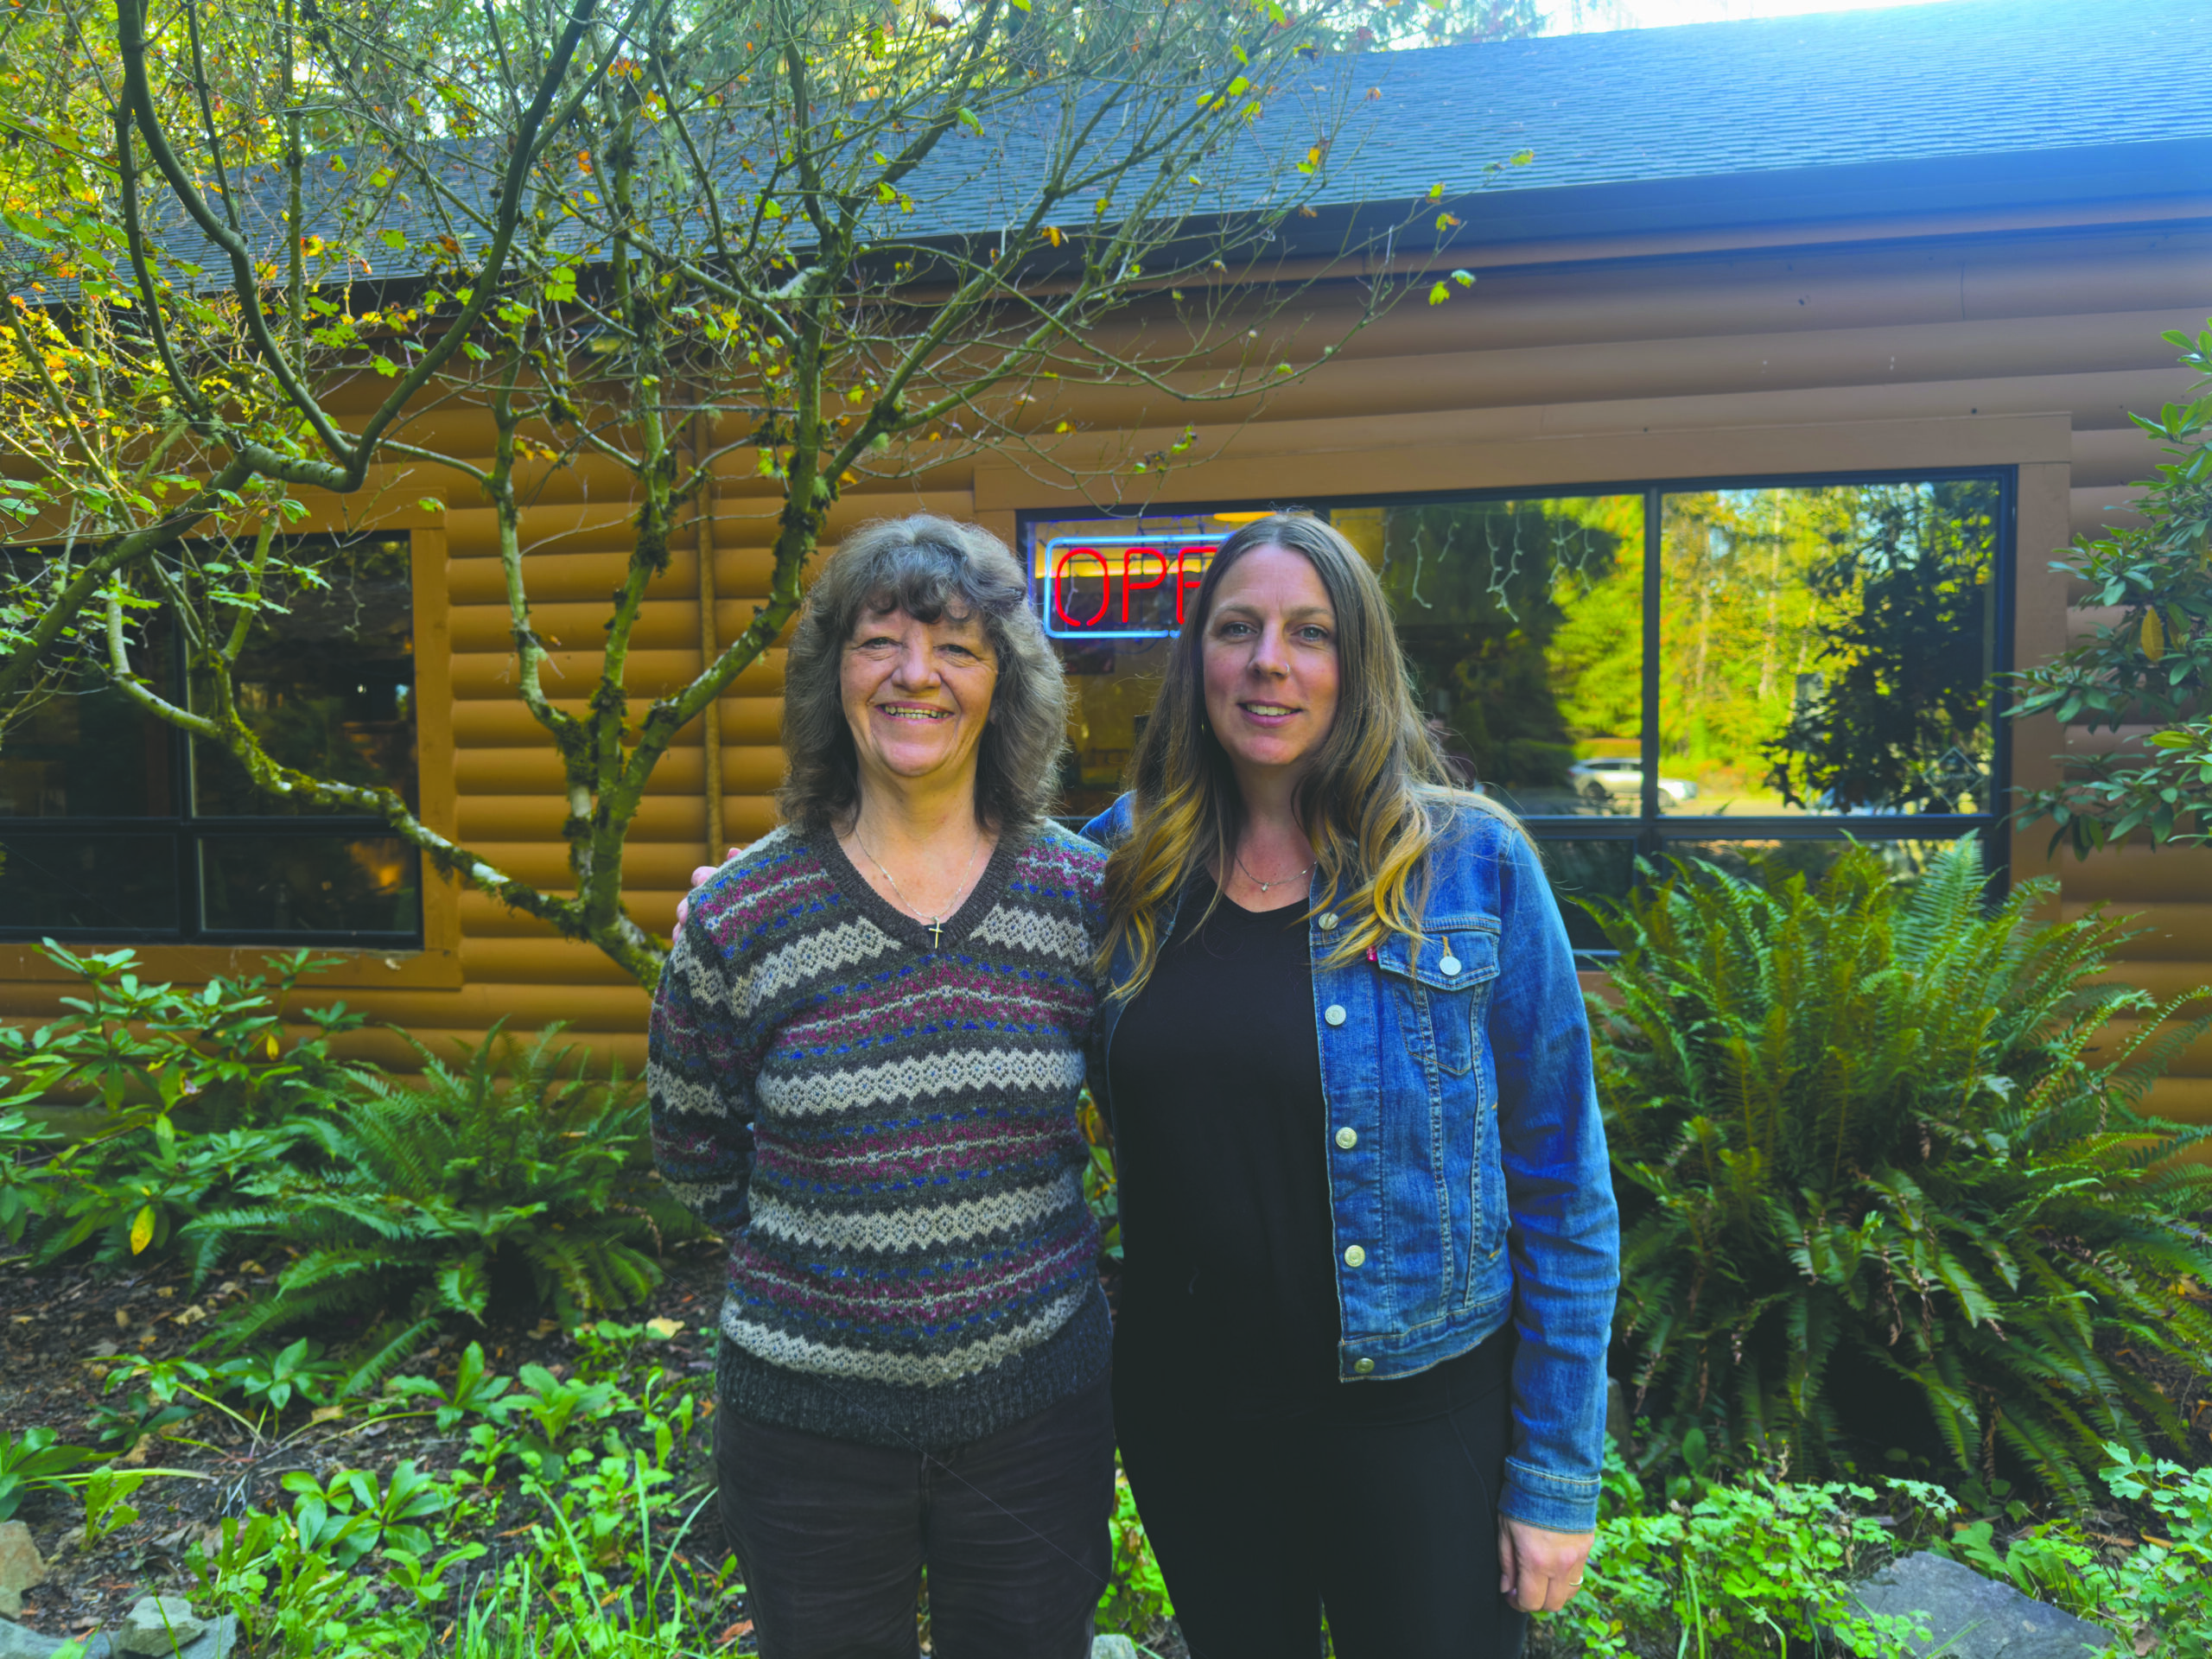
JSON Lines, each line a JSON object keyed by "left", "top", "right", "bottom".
{"left": 1052, "top": 547, "right": 1112, "bottom": 629}
{"left": 1122, "top": 547, "right": 1166, "bottom": 623}
{"left": 1176, "top": 543, "right": 1217, "bottom": 626}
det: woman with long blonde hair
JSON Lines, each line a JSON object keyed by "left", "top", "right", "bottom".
{"left": 1081, "top": 512, "right": 1618, "bottom": 1658}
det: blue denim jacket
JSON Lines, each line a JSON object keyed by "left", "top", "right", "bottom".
{"left": 1082, "top": 792, "right": 1619, "bottom": 1534}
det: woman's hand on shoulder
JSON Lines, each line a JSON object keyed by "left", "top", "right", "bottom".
{"left": 1498, "top": 1517, "right": 1594, "bottom": 1614}
{"left": 675, "top": 846, "right": 750, "bottom": 927}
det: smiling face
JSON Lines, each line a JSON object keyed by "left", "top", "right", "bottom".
{"left": 1199, "top": 543, "right": 1341, "bottom": 789}
{"left": 839, "top": 604, "right": 999, "bottom": 800}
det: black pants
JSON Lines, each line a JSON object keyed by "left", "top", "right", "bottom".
{"left": 1114, "top": 1355, "right": 1528, "bottom": 1659}
{"left": 714, "top": 1374, "right": 1116, "bottom": 1659}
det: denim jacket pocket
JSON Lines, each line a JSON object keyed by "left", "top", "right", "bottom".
{"left": 1375, "top": 925, "right": 1498, "bottom": 1078}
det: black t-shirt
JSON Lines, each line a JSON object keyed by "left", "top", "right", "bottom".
{"left": 1108, "top": 874, "right": 1496, "bottom": 1422}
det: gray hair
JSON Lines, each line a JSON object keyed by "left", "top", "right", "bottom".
{"left": 777, "top": 514, "right": 1068, "bottom": 835}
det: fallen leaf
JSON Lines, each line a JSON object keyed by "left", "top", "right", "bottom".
{"left": 115, "top": 1309, "right": 131, "bottom": 1329}
{"left": 309, "top": 1405, "right": 346, "bottom": 1424}
{"left": 716, "top": 1620, "right": 753, "bottom": 1646}
{"left": 645, "top": 1318, "right": 683, "bottom": 1340}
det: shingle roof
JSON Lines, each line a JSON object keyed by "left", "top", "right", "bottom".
{"left": 1337, "top": 0, "right": 2211, "bottom": 207}
{"left": 23, "top": 0, "right": 2208, "bottom": 302}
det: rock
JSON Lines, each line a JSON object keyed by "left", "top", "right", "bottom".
{"left": 114, "top": 1599, "right": 207, "bottom": 1657}
{"left": 0, "top": 1619, "right": 67, "bottom": 1659}
{"left": 1090, "top": 1639, "right": 1140, "bottom": 1659}
{"left": 172, "top": 1617, "right": 236, "bottom": 1659}
{"left": 1851, "top": 1551, "right": 2113, "bottom": 1658}
{"left": 0, "top": 1523, "right": 46, "bottom": 1619}
{"left": 0, "top": 1623, "right": 106, "bottom": 1659}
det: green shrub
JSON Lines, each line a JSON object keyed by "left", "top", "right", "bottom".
{"left": 1589, "top": 841, "right": 2212, "bottom": 1500}
{"left": 0, "top": 1106, "right": 59, "bottom": 1244}
{"left": 189, "top": 1025, "right": 700, "bottom": 1391}
{"left": 1536, "top": 1441, "right": 1949, "bottom": 1658}
{"left": 2, "top": 943, "right": 369, "bottom": 1268}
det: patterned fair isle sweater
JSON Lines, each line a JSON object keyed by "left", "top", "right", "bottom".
{"left": 648, "top": 820, "right": 1109, "bottom": 1451}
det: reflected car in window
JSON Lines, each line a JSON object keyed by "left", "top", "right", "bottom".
{"left": 1566, "top": 757, "right": 1699, "bottom": 803}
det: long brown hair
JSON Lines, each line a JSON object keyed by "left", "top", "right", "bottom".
{"left": 1098, "top": 512, "right": 1516, "bottom": 1001}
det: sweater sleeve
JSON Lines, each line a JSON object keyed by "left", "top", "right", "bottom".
{"left": 648, "top": 912, "right": 760, "bottom": 1236}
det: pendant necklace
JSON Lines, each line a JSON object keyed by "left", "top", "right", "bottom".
{"left": 854, "top": 830, "right": 988, "bottom": 949}
{"left": 1234, "top": 850, "right": 1312, "bottom": 896}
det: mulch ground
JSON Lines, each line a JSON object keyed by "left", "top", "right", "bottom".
{"left": 0, "top": 1238, "right": 734, "bottom": 1646}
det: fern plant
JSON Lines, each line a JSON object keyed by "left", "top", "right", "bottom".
{"left": 1589, "top": 841, "right": 2212, "bottom": 1501}
{"left": 188, "top": 1025, "right": 699, "bottom": 1391}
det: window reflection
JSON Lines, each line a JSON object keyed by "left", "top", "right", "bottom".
{"left": 199, "top": 836, "right": 421, "bottom": 936}
{"left": 191, "top": 536, "right": 416, "bottom": 816}
{"left": 1337, "top": 498, "right": 1644, "bottom": 817}
{"left": 0, "top": 607, "right": 175, "bottom": 819}
{"left": 1659, "top": 481, "right": 1998, "bottom": 817}
{"left": 0, "top": 836, "right": 181, "bottom": 931}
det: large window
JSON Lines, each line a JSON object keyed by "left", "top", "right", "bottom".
{"left": 1025, "top": 472, "right": 2010, "bottom": 953}
{"left": 0, "top": 534, "right": 423, "bottom": 946}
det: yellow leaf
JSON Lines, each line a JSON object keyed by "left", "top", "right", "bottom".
{"left": 1043, "top": 226, "right": 1063, "bottom": 247}
{"left": 2143, "top": 607, "right": 2166, "bottom": 662}
{"left": 130, "top": 1205, "right": 155, "bottom": 1255}
{"left": 265, "top": 1034, "right": 280, "bottom": 1058}
{"left": 645, "top": 1317, "right": 683, "bottom": 1339}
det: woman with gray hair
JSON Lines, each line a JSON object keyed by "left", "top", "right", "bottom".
{"left": 650, "top": 515, "right": 1114, "bottom": 1658}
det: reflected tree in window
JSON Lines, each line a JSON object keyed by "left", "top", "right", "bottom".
{"left": 1760, "top": 480, "right": 1998, "bottom": 812}
{"left": 1661, "top": 481, "right": 1997, "bottom": 817}
{"left": 1351, "top": 498, "right": 1642, "bottom": 814}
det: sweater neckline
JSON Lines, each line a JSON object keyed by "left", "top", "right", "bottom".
{"left": 814, "top": 820, "right": 1027, "bottom": 954}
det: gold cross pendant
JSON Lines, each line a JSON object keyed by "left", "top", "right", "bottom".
{"left": 928, "top": 918, "right": 945, "bottom": 949}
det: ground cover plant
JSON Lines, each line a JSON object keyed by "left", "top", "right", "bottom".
{"left": 1589, "top": 840, "right": 2212, "bottom": 1501}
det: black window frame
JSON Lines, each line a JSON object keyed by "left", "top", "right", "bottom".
{"left": 1021, "top": 464, "right": 2017, "bottom": 947}
{"left": 0, "top": 537, "right": 425, "bottom": 950}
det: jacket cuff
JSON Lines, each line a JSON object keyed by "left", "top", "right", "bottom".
{"left": 1499, "top": 1455, "right": 1601, "bottom": 1535}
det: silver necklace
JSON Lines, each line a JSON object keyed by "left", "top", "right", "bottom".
{"left": 1234, "top": 850, "right": 1311, "bottom": 895}
{"left": 852, "top": 829, "right": 988, "bottom": 949}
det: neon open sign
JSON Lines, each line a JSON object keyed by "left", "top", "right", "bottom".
{"left": 1041, "top": 534, "right": 1219, "bottom": 639}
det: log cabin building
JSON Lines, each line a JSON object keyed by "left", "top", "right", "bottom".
{"left": 4, "top": 0, "right": 2211, "bottom": 1113}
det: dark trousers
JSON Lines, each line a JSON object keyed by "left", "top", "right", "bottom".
{"left": 714, "top": 1374, "right": 1116, "bottom": 1659}
{"left": 1114, "top": 1361, "right": 1528, "bottom": 1659}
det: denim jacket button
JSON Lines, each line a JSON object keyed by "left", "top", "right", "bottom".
{"left": 1353, "top": 1357, "right": 1376, "bottom": 1374}
{"left": 1440, "top": 954, "right": 1462, "bottom": 976}
{"left": 1324, "top": 1003, "right": 1347, "bottom": 1026}
{"left": 1343, "top": 1244, "right": 1366, "bottom": 1268}
{"left": 1334, "top": 1126, "right": 1357, "bottom": 1150}
{"left": 1319, "top": 912, "right": 1340, "bottom": 931}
